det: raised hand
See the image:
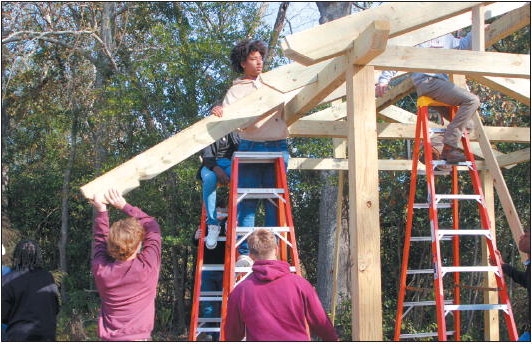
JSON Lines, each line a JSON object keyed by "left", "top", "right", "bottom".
{"left": 105, "top": 188, "right": 127, "bottom": 210}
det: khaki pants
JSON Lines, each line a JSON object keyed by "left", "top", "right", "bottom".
{"left": 416, "top": 77, "right": 480, "bottom": 148}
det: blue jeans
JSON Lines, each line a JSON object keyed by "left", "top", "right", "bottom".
{"left": 237, "top": 139, "right": 289, "bottom": 232}
{"left": 199, "top": 270, "right": 223, "bottom": 340}
{"left": 201, "top": 158, "right": 232, "bottom": 226}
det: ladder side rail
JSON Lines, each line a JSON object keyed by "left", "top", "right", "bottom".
{"left": 274, "top": 159, "right": 289, "bottom": 262}
{"left": 393, "top": 107, "right": 424, "bottom": 341}
{"left": 189, "top": 204, "right": 207, "bottom": 341}
{"left": 422, "top": 109, "right": 448, "bottom": 341}
{"left": 461, "top": 132, "right": 519, "bottom": 340}
{"left": 220, "top": 156, "right": 240, "bottom": 341}
{"left": 276, "top": 156, "right": 302, "bottom": 276}
{"left": 450, "top": 106, "right": 462, "bottom": 341}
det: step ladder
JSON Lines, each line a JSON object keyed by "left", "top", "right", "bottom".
{"left": 189, "top": 204, "right": 228, "bottom": 341}
{"left": 394, "top": 96, "right": 518, "bottom": 341}
{"left": 219, "top": 151, "right": 302, "bottom": 341}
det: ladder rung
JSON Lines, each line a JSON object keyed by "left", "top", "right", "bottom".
{"left": 199, "top": 296, "right": 222, "bottom": 301}
{"left": 233, "top": 151, "right": 284, "bottom": 163}
{"left": 441, "top": 266, "right": 498, "bottom": 274}
{"left": 444, "top": 304, "right": 508, "bottom": 312}
{"left": 437, "top": 229, "right": 492, "bottom": 238}
{"left": 237, "top": 188, "right": 286, "bottom": 199}
{"left": 418, "top": 169, "right": 451, "bottom": 176}
{"left": 236, "top": 226, "right": 290, "bottom": 233}
{"left": 432, "top": 160, "right": 472, "bottom": 167}
{"left": 407, "top": 269, "right": 434, "bottom": 274}
{"left": 410, "top": 236, "right": 452, "bottom": 242}
{"left": 202, "top": 264, "right": 224, "bottom": 271}
{"left": 400, "top": 331, "right": 455, "bottom": 339}
{"left": 198, "top": 317, "right": 221, "bottom": 322}
{"left": 200, "top": 291, "right": 222, "bottom": 296}
{"left": 197, "top": 327, "right": 221, "bottom": 333}
{"left": 429, "top": 128, "right": 446, "bottom": 133}
{"left": 217, "top": 236, "right": 226, "bottom": 242}
{"left": 403, "top": 300, "right": 453, "bottom": 307}
{"left": 413, "top": 203, "right": 452, "bottom": 209}
{"left": 435, "top": 194, "right": 481, "bottom": 201}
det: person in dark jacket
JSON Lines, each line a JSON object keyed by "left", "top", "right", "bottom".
{"left": 198, "top": 132, "right": 239, "bottom": 250}
{"left": 224, "top": 229, "right": 338, "bottom": 341}
{"left": 2, "top": 240, "right": 59, "bottom": 341}
{"left": 492, "top": 230, "right": 530, "bottom": 341}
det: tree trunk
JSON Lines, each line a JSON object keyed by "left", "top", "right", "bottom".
{"left": 315, "top": 0, "right": 352, "bottom": 315}
{"left": 264, "top": 2, "right": 290, "bottom": 69}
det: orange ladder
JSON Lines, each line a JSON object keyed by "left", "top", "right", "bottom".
{"left": 219, "top": 151, "right": 302, "bottom": 340}
{"left": 394, "top": 96, "right": 518, "bottom": 341}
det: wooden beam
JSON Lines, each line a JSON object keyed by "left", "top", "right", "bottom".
{"left": 282, "top": 2, "right": 487, "bottom": 65}
{"left": 284, "top": 20, "right": 390, "bottom": 125}
{"left": 81, "top": 86, "right": 287, "bottom": 199}
{"left": 376, "top": 77, "right": 415, "bottom": 112}
{"left": 388, "top": 2, "right": 527, "bottom": 47}
{"left": 485, "top": 4, "right": 531, "bottom": 47}
{"left": 496, "top": 148, "right": 531, "bottom": 167}
{"left": 260, "top": 59, "right": 327, "bottom": 93}
{"left": 481, "top": 170, "right": 500, "bottom": 341}
{"left": 468, "top": 75, "right": 530, "bottom": 106}
{"left": 346, "top": 64, "right": 382, "bottom": 341}
{"left": 372, "top": 46, "right": 530, "bottom": 79}
{"left": 290, "top": 119, "right": 530, "bottom": 143}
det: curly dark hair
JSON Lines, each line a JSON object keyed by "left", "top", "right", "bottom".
{"left": 12, "top": 239, "right": 43, "bottom": 271}
{"left": 230, "top": 39, "right": 268, "bottom": 74}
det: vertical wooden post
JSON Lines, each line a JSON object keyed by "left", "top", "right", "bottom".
{"left": 481, "top": 170, "right": 500, "bottom": 340}
{"left": 330, "top": 135, "right": 346, "bottom": 323}
{"left": 346, "top": 64, "right": 383, "bottom": 341}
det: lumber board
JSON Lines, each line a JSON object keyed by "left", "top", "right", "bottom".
{"left": 284, "top": 21, "right": 389, "bottom": 125}
{"left": 485, "top": 4, "right": 531, "bottom": 47}
{"left": 375, "top": 77, "right": 415, "bottom": 112}
{"left": 81, "top": 86, "right": 289, "bottom": 199}
{"left": 468, "top": 75, "right": 530, "bottom": 106}
{"left": 346, "top": 64, "right": 382, "bottom": 340}
{"left": 480, "top": 170, "right": 500, "bottom": 340}
{"left": 372, "top": 46, "right": 530, "bottom": 79}
{"left": 388, "top": 2, "right": 527, "bottom": 47}
{"left": 260, "top": 60, "right": 327, "bottom": 93}
{"left": 282, "top": 2, "right": 486, "bottom": 65}
{"left": 496, "top": 148, "right": 531, "bottom": 167}
{"left": 289, "top": 120, "right": 530, "bottom": 143}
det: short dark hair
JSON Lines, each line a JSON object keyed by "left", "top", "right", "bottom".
{"left": 13, "top": 239, "right": 43, "bottom": 271}
{"left": 230, "top": 39, "right": 267, "bottom": 74}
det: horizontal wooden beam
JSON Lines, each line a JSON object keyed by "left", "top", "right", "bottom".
{"left": 282, "top": 2, "right": 486, "bottom": 65}
{"left": 485, "top": 3, "right": 530, "bottom": 47}
{"left": 81, "top": 86, "right": 289, "bottom": 199}
{"left": 289, "top": 120, "right": 531, "bottom": 143}
{"left": 372, "top": 46, "right": 530, "bottom": 79}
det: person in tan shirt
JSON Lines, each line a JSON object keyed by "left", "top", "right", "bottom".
{"left": 212, "top": 39, "right": 289, "bottom": 268}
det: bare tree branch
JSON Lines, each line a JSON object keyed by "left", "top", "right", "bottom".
{"left": 264, "top": 2, "right": 289, "bottom": 69}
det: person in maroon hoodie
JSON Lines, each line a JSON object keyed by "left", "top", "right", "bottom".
{"left": 224, "top": 229, "right": 338, "bottom": 341}
{"left": 90, "top": 188, "right": 161, "bottom": 341}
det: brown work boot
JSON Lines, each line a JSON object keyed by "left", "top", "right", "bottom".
{"left": 419, "top": 145, "right": 441, "bottom": 164}
{"left": 440, "top": 144, "right": 467, "bottom": 163}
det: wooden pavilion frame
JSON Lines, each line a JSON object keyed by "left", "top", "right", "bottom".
{"left": 81, "top": 2, "right": 530, "bottom": 340}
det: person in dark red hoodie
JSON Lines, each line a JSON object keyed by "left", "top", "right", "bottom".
{"left": 224, "top": 229, "right": 338, "bottom": 341}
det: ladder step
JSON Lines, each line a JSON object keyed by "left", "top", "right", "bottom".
{"left": 200, "top": 291, "right": 222, "bottom": 296}
{"left": 435, "top": 194, "right": 481, "bottom": 201}
{"left": 429, "top": 128, "right": 447, "bottom": 133}
{"left": 444, "top": 304, "right": 508, "bottom": 312}
{"left": 437, "top": 229, "right": 492, "bottom": 238}
{"left": 414, "top": 203, "right": 452, "bottom": 209}
{"left": 407, "top": 269, "right": 434, "bottom": 274}
{"left": 202, "top": 264, "right": 224, "bottom": 271}
{"left": 199, "top": 296, "right": 222, "bottom": 301}
{"left": 233, "top": 151, "right": 284, "bottom": 163}
{"left": 400, "top": 331, "right": 455, "bottom": 339}
{"left": 432, "top": 160, "right": 473, "bottom": 167}
{"left": 418, "top": 169, "right": 451, "bottom": 176}
{"left": 237, "top": 188, "right": 286, "bottom": 199}
{"left": 197, "top": 327, "right": 221, "bottom": 333}
{"left": 441, "top": 266, "right": 498, "bottom": 274}
{"left": 410, "top": 236, "right": 451, "bottom": 242}
{"left": 198, "top": 317, "right": 221, "bottom": 323}
{"left": 234, "top": 266, "right": 297, "bottom": 273}
{"left": 404, "top": 299, "right": 453, "bottom": 307}
{"left": 236, "top": 226, "right": 290, "bottom": 233}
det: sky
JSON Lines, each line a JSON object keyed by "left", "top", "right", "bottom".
{"left": 262, "top": 2, "right": 321, "bottom": 36}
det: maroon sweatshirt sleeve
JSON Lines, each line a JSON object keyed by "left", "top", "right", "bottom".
{"left": 122, "top": 204, "right": 161, "bottom": 270}
{"left": 224, "top": 289, "right": 245, "bottom": 341}
{"left": 92, "top": 209, "right": 110, "bottom": 266}
{"left": 302, "top": 280, "right": 338, "bottom": 341}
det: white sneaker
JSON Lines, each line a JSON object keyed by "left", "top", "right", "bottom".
{"left": 205, "top": 225, "right": 221, "bottom": 249}
{"left": 235, "top": 255, "right": 254, "bottom": 268}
